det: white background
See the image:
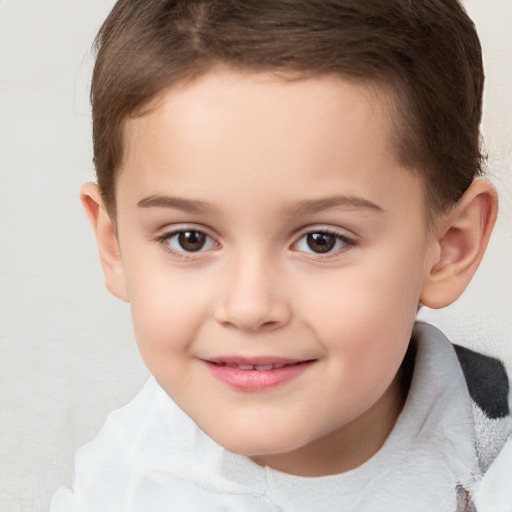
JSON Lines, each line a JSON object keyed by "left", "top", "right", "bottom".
{"left": 0, "top": 1, "right": 510, "bottom": 511}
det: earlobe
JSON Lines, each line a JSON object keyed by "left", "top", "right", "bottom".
{"left": 420, "top": 179, "right": 498, "bottom": 309}
{"left": 80, "top": 182, "right": 129, "bottom": 302}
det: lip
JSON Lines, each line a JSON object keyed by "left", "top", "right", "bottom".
{"left": 202, "top": 357, "right": 315, "bottom": 392}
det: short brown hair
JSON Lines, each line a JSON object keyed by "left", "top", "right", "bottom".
{"left": 91, "top": 0, "right": 485, "bottom": 217}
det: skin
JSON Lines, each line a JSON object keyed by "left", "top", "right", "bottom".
{"left": 83, "top": 69, "right": 497, "bottom": 477}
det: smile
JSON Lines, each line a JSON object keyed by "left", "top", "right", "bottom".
{"left": 214, "top": 362, "right": 295, "bottom": 371}
{"left": 203, "top": 358, "right": 315, "bottom": 392}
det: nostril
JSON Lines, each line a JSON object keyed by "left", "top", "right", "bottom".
{"left": 260, "top": 320, "right": 280, "bottom": 330}
{"left": 240, "top": 319, "right": 282, "bottom": 333}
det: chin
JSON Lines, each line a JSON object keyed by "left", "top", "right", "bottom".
{"left": 208, "top": 426, "right": 307, "bottom": 459}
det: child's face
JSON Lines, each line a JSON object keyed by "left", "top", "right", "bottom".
{"left": 112, "top": 69, "right": 438, "bottom": 475}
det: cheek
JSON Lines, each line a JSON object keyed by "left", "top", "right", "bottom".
{"left": 125, "top": 257, "right": 210, "bottom": 355}
{"left": 319, "top": 299, "right": 409, "bottom": 384}
{"left": 300, "top": 254, "right": 422, "bottom": 333}
{"left": 300, "top": 249, "right": 425, "bottom": 385}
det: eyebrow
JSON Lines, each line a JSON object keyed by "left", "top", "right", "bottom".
{"left": 286, "top": 196, "right": 383, "bottom": 216}
{"left": 137, "top": 195, "right": 218, "bottom": 214}
{"left": 137, "top": 194, "right": 383, "bottom": 216}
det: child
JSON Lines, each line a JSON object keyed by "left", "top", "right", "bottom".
{"left": 51, "top": 1, "right": 511, "bottom": 510}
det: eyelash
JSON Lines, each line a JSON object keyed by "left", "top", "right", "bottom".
{"left": 155, "top": 227, "right": 219, "bottom": 261}
{"left": 155, "top": 226, "right": 356, "bottom": 261}
{"left": 292, "top": 228, "right": 356, "bottom": 259}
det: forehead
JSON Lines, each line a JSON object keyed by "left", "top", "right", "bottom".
{"left": 118, "top": 69, "right": 425, "bottom": 222}
{"left": 128, "top": 69, "right": 395, "bottom": 146}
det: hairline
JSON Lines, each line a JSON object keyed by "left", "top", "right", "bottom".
{"left": 103, "top": 64, "right": 444, "bottom": 231}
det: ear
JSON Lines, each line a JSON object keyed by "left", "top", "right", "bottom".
{"left": 420, "top": 179, "right": 498, "bottom": 309}
{"left": 81, "top": 182, "right": 129, "bottom": 302}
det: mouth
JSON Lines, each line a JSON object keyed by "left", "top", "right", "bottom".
{"left": 210, "top": 361, "right": 302, "bottom": 371}
{"left": 202, "top": 357, "right": 315, "bottom": 391}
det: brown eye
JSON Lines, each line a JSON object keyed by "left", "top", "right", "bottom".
{"left": 160, "top": 228, "right": 217, "bottom": 257}
{"left": 177, "top": 231, "right": 207, "bottom": 252}
{"left": 294, "top": 230, "right": 353, "bottom": 256}
{"left": 306, "top": 233, "right": 337, "bottom": 253}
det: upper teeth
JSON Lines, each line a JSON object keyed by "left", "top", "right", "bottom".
{"left": 224, "top": 363, "right": 287, "bottom": 370}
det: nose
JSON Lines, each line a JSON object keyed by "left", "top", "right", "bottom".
{"left": 214, "top": 253, "right": 292, "bottom": 333}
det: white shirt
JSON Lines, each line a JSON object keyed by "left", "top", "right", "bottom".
{"left": 51, "top": 324, "right": 511, "bottom": 512}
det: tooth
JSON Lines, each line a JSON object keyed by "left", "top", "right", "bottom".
{"left": 254, "top": 364, "right": 274, "bottom": 371}
{"left": 273, "top": 363, "right": 285, "bottom": 369}
{"left": 237, "top": 364, "right": 254, "bottom": 370}
{"left": 225, "top": 363, "right": 238, "bottom": 368}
